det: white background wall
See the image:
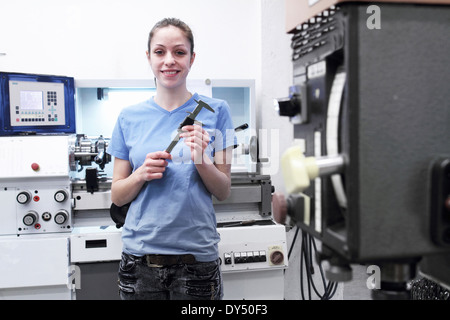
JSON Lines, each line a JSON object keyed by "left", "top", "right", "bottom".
{"left": 0, "top": 0, "right": 261, "bottom": 80}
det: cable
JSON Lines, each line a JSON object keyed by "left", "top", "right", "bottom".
{"left": 286, "top": 225, "right": 338, "bottom": 300}
{"left": 300, "top": 230, "right": 306, "bottom": 300}
{"left": 297, "top": 226, "right": 338, "bottom": 300}
{"left": 287, "top": 225, "right": 300, "bottom": 260}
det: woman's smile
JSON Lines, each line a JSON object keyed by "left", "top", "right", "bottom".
{"left": 161, "top": 69, "right": 180, "bottom": 77}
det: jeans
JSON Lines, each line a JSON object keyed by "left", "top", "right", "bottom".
{"left": 118, "top": 252, "right": 223, "bottom": 300}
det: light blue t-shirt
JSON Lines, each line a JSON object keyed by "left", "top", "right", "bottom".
{"left": 107, "top": 93, "right": 235, "bottom": 262}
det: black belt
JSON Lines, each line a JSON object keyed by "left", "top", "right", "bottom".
{"left": 145, "top": 254, "right": 197, "bottom": 267}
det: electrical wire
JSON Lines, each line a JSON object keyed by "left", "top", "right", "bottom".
{"left": 287, "top": 225, "right": 338, "bottom": 300}
{"left": 287, "top": 226, "right": 300, "bottom": 261}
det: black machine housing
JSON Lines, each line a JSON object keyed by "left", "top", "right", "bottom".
{"left": 287, "top": 2, "right": 450, "bottom": 287}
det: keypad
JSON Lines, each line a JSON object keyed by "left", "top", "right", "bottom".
{"left": 16, "top": 91, "right": 60, "bottom": 123}
{"left": 47, "top": 91, "right": 57, "bottom": 105}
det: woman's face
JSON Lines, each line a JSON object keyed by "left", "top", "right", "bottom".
{"left": 147, "top": 26, "right": 195, "bottom": 90}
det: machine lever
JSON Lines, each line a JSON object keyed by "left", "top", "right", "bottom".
{"left": 94, "top": 151, "right": 104, "bottom": 164}
{"left": 234, "top": 123, "right": 249, "bottom": 132}
{"left": 281, "top": 145, "right": 344, "bottom": 194}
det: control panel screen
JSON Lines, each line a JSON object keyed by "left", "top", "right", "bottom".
{"left": 20, "top": 91, "right": 44, "bottom": 110}
{"left": 0, "top": 72, "right": 75, "bottom": 135}
{"left": 9, "top": 80, "right": 65, "bottom": 127}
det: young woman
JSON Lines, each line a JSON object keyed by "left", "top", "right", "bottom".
{"left": 107, "top": 18, "right": 235, "bottom": 300}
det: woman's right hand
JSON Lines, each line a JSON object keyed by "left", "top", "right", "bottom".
{"left": 137, "top": 151, "right": 172, "bottom": 182}
{"left": 111, "top": 151, "right": 172, "bottom": 206}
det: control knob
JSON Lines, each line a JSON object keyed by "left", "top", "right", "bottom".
{"left": 275, "top": 94, "right": 301, "bottom": 117}
{"left": 23, "top": 211, "right": 38, "bottom": 226}
{"left": 270, "top": 250, "right": 284, "bottom": 265}
{"left": 54, "top": 210, "right": 69, "bottom": 225}
{"left": 17, "top": 191, "right": 32, "bottom": 204}
{"left": 54, "top": 190, "right": 68, "bottom": 203}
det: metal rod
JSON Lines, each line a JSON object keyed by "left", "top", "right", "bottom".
{"left": 315, "top": 154, "right": 345, "bottom": 176}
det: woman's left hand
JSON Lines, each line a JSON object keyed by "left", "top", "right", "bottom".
{"left": 180, "top": 124, "right": 210, "bottom": 164}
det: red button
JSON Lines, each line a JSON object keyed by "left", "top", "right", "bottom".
{"left": 31, "top": 163, "right": 40, "bottom": 171}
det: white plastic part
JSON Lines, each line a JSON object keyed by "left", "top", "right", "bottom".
{"left": 281, "top": 145, "right": 319, "bottom": 194}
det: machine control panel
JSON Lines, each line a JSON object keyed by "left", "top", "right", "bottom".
{"left": 9, "top": 80, "right": 66, "bottom": 127}
{"left": 224, "top": 250, "right": 268, "bottom": 265}
{"left": 0, "top": 72, "right": 75, "bottom": 135}
{"left": 15, "top": 187, "right": 72, "bottom": 234}
{"left": 0, "top": 135, "right": 73, "bottom": 236}
{"left": 226, "top": 250, "right": 267, "bottom": 264}
{"left": 218, "top": 223, "right": 288, "bottom": 273}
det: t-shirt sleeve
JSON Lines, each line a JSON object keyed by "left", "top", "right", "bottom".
{"left": 106, "top": 112, "right": 129, "bottom": 161}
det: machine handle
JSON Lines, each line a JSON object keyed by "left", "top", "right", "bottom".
{"left": 85, "top": 239, "right": 107, "bottom": 249}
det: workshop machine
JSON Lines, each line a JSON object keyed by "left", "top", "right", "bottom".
{"left": 0, "top": 73, "right": 287, "bottom": 299}
{"left": 274, "top": 0, "right": 450, "bottom": 299}
{"left": 0, "top": 72, "right": 76, "bottom": 298}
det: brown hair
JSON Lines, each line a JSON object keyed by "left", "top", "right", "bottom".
{"left": 148, "top": 18, "right": 194, "bottom": 55}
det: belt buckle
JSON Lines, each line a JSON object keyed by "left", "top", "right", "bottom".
{"left": 146, "top": 255, "right": 164, "bottom": 268}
